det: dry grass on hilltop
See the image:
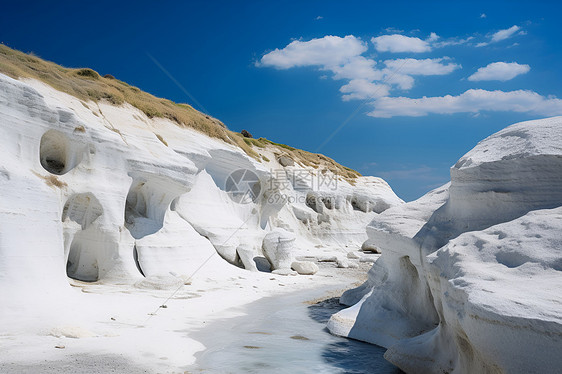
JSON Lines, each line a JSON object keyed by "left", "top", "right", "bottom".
{"left": 0, "top": 44, "right": 359, "bottom": 179}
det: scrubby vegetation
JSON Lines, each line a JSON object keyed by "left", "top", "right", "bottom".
{"left": 0, "top": 44, "right": 229, "bottom": 141}
{"left": 0, "top": 44, "right": 360, "bottom": 180}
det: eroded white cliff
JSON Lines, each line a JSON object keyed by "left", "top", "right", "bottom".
{"left": 0, "top": 72, "right": 403, "bottom": 330}
{"left": 328, "top": 117, "right": 562, "bottom": 374}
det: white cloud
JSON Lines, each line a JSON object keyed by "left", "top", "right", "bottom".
{"left": 329, "top": 56, "right": 382, "bottom": 81}
{"left": 315, "top": 16, "right": 323, "bottom": 20}
{"left": 491, "top": 25, "right": 520, "bottom": 42}
{"left": 433, "top": 36, "right": 474, "bottom": 48}
{"left": 257, "top": 36, "right": 389, "bottom": 101}
{"left": 340, "top": 79, "right": 390, "bottom": 101}
{"left": 369, "top": 89, "right": 562, "bottom": 118}
{"left": 476, "top": 25, "right": 522, "bottom": 47}
{"left": 384, "top": 27, "right": 404, "bottom": 34}
{"left": 480, "top": 13, "right": 486, "bottom": 18}
{"left": 371, "top": 34, "right": 431, "bottom": 53}
{"left": 258, "top": 35, "right": 367, "bottom": 69}
{"left": 257, "top": 35, "right": 425, "bottom": 99}
{"left": 380, "top": 70, "right": 415, "bottom": 90}
{"left": 384, "top": 58, "right": 461, "bottom": 76}
{"left": 258, "top": 33, "right": 559, "bottom": 120}
{"left": 427, "top": 32, "right": 439, "bottom": 42}
{"left": 468, "top": 62, "right": 530, "bottom": 81}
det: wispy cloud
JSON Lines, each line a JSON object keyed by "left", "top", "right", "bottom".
{"left": 468, "top": 62, "right": 530, "bottom": 81}
{"left": 433, "top": 36, "right": 474, "bottom": 48}
{"left": 371, "top": 34, "right": 431, "bottom": 53}
{"left": 477, "top": 25, "right": 522, "bottom": 47}
{"left": 340, "top": 80, "right": 390, "bottom": 101}
{"left": 369, "top": 89, "right": 562, "bottom": 118}
{"left": 384, "top": 58, "right": 461, "bottom": 76}
{"left": 491, "top": 25, "right": 521, "bottom": 42}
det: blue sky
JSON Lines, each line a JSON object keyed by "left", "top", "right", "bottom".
{"left": 1, "top": 0, "right": 561, "bottom": 201}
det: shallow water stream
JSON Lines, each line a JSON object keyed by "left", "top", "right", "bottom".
{"left": 189, "top": 287, "right": 403, "bottom": 374}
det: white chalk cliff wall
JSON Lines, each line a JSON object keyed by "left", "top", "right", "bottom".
{"left": 328, "top": 117, "right": 562, "bottom": 374}
{"left": 0, "top": 73, "right": 403, "bottom": 317}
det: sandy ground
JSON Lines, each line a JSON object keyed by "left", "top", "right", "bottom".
{"left": 0, "top": 258, "right": 373, "bottom": 374}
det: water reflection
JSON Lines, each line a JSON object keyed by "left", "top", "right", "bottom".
{"left": 309, "top": 297, "right": 404, "bottom": 374}
{"left": 191, "top": 290, "right": 403, "bottom": 373}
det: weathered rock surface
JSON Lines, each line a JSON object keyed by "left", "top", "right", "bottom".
{"left": 328, "top": 117, "right": 562, "bottom": 374}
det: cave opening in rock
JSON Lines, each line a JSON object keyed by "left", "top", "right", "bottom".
{"left": 62, "top": 193, "right": 103, "bottom": 230}
{"left": 125, "top": 182, "right": 148, "bottom": 226}
{"left": 40, "top": 130, "right": 70, "bottom": 175}
{"left": 66, "top": 236, "right": 99, "bottom": 282}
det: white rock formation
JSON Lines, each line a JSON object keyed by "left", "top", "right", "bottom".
{"left": 328, "top": 117, "right": 562, "bottom": 373}
{"left": 0, "top": 72, "right": 403, "bottom": 324}
{"left": 262, "top": 228, "right": 296, "bottom": 270}
{"left": 291, "top": 261, "right": 319, "bottom": 275}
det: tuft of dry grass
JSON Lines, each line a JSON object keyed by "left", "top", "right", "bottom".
{"left": 45, "top": 175, "right": 67, "bottom": 188}
{"left": 234, "top": 136, "right": 361, "bottom": 180}
{"left": 155, "top": 133, "right": 168, "bottom": 146}
{"left": 33, "top": 171, "right": 68, "bottom": 188}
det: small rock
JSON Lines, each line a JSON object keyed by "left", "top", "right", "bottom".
{"left": 317, "top": 256, "right": 338, "bottom": 262}
{"left": 290, "top": 335, "right": 310, "bottom": 340}
{"left": 278, "top": 155, "right": 294, "bottom": 167}
{"left": 291, "top": 261, "right": 319, "bottom": 275}
{"left": 346, "top": 251, "right": 361, "bottom": 259}
{"left": 361, "top": 240, "right": 381, "bottom": 253}
{"left": 347, "top": 262, "right": 359, "bottom": 268}
{"left": 55, "top": 345, "right": 65, "bottom": 349}
{"left": 359, "top": 255, "right": 379, "bottom": 263}
{"left": 337, "top": 259, "right": 350, "bottom": 268}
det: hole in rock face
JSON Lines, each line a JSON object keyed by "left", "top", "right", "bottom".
{"left": 62, "top": 193, "right": 103, "bottom": 230}
{"left": 124, "top": 180, "right": 171, "bottom": 239}
{"left": 133, "top": 245, "right": 145, "bottom": 277}
{"left": 66, "top": 236, "right": 99, "bottom": 282}
{"left": 40, "top": 130, "right": 82, "bottom": 175}
{"left": 306, "top": 193, "right": 321, "bottom": 213}
{"left": 125, "top": 182, "right": 148, "bottom": 224}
